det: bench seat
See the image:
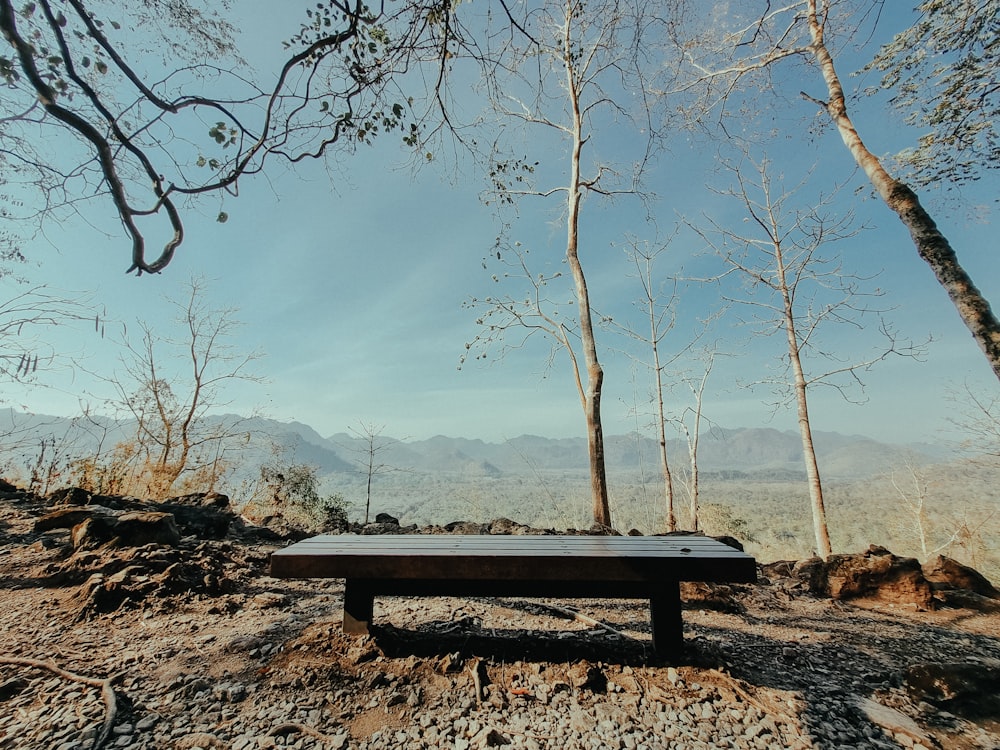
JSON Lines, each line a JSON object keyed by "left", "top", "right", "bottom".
{"left": 269, "top": 534, "right": 757, "bottom": 658}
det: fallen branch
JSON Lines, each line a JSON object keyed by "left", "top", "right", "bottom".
{"left": 0, "top": 656, "right": 117, "bottom": 750}
{"left": 704, "top": 668, "right": 789, "bottom": 717}
{"left": 532, "top": 603, "right": 628, "bottom": 638}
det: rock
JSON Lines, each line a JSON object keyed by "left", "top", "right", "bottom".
{"left": 251, "top": 592, "right": 289, "bottom": 610}
{"left": 374, "top": 512, "right": 400, "bottom": 525}
{"left": 487, "top": 518, "right": 533, "bottom": 535}
{"left": 904, "top": 661, "right": 1000, "bottom": 719}
{"left": 164, "top": 492, "right": 230, "bottom": 509}
{"left": 567, "top": 663, "right": 606, "bottom": 692}
{"left": 855, "top": 697, "right": 933, "bottom": 746}
{"left": 158, "top": 502, "right": 232, "bottom": 539}
{"left": 112, "top": 511, "right": 181, "bottom": 548}
{"left": 33, "top": 507, "right": 106, "bottom": 533}
{"left": 797, "top": 546, "right": 933, "bottom": 608}
{"left": 72, "top": 516, "right": 118, "bottom": 549}
{"left": 361, "top": 522, "right": 408, "bottom": 535}
{"left": 933, "top": 589, "right": 1000, "bottom": 613}
{"left": 444, "top": 521, "right": 488, "bottom": 535}
{"left": 0, "top": 477, "right": 18, "bottom": 493}
{"left": 48, "top": 487, "right": 92, "bottom": 506}
{"left": 473, "top": 727, "right": 510, "bottom": 747}
{"left": 174, "top": 732, "right": 227, "bottom": 749}
{"left": 923, "top": 556, "right": 999, "bottom": 599}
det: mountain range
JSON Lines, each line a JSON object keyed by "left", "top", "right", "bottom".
{"left": 0, "top": 407, "right": 950, "bottom": 485}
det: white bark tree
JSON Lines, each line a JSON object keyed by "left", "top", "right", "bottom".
{"left": 668, "top": 0, "right": 1000, "bottom": 381}
{"left": 462, "top": 0, "right": 668, "bottom": 528}
{"left": 695, "top": 153, "right": 919, "bottom": 558}
{"left": 674, "top": 353, "right": 715, "bottom": 533}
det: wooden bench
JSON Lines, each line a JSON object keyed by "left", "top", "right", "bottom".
{"left": 269, "top": 534, "right": 757, "bottom": 658}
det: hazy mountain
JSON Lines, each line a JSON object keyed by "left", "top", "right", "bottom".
{"left": 0, "top": 407, "right": 949, "bottom": 486}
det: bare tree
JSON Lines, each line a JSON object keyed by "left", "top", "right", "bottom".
{"left": 107, "top": 278, "right": 261, "bottom": 498}
{"left": 667, "top": 0, "right": 1000, "bottom": 380}
{"left": 603, "top": 236, "right": 687, "bottom": 531}
{"left": 947, "top": 383, "right": 1000, "bottom": 465}
{"left": 462, "top": 0, "right": 667, "bottom": 528}
{"left": 0, "top": 284, "right": 97, "bottom": 386}
{"left": 345, "top": 421, "right": 405, "bottom": 524}
{"left": 673, "top": 350, "right": 716, "bottom": 533}
{"left": 695, "top": 153, "right": 920, "bottom": 557}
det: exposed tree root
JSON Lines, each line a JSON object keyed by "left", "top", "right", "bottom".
{"left": 0, "top": 656, "right": 117, "bottom": 750}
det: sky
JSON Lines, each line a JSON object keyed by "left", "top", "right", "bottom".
{"left": 2, "top": 1, "right": 998, "bottom": 449}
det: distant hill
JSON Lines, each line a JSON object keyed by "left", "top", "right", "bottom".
{"left": 0, "top": 407, "right": 950, "bottom": 488}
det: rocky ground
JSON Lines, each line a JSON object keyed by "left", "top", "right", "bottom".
{"left": 0, "top": 482, "right": 999, "bottom": 750}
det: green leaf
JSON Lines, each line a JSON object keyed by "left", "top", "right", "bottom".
{"left": 110, "top": 20, "right": 121, "bottom": 30}
{"left": 195, "top": 155, "right": 207, "bottom": 167}
{"left": 217, "top": 212, "right": 228, "bottom": 223}
{"left": 95, "top": 60, "right": 108, "bottom": 74}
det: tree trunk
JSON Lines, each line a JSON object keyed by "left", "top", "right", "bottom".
{"left": 653, "top": 343, "right": 676, "bottom": 532}
{"left": 783, "top": 295, "right": 833, "bottom": 558}
{"left": 807, "top": 0, "right": 1000, "bottom": 380}
{"left": 565, "top": 16, "right": 612, "bottom": 529}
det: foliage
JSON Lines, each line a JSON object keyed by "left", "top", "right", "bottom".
{"left": 862, "top": 0, "right": 1000, "bottom": 188}
{"left": 0, "top": 0, "right": 446, "bottom": 272}
{"left": 244, "top": 461, "right": 349, "bottom": 533}
{"left": 698, "top": 502, "right": 758, "bottom": 545}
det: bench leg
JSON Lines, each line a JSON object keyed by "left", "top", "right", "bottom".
{"left": 650, "top": 580, "right": 683, "bottom": 659}
{"left": 343, "top": 580, "right": 374, "bottom": 635}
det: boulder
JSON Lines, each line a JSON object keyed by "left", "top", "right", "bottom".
{"left": 113, "top": 511, "right": 181, "bottom": 547}
{"left": 71, "top": 511, "right": 181, "bottom": 549}
{"left": 374, "top": 512, "right": 400, "bottom": 525}
{"left": 904, "top": 661, "right": 1000, "bottom": 719}
{"left": 34, "top": 506, "right": 106, "bottom": 533}
{"left": 71, "top": 516, "right": 117, "bottom": 550}
{"left": 488, "top": 517, "right": 535, "bottom": 535}
{"left": 165, "top": 492, "right": 231, "bottom": 509}
{"left": 794, "top": 546, "right": 933, "bottom": 608}
{"left": 158, "top": 501, "right": 232, "bottom": 539}
{"left": 922, "top": 555, "right": 999, "bottom": 599}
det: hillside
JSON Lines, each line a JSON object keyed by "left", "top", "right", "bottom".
{"left": 0, "top": 483, "right": 998, "bottom": 750}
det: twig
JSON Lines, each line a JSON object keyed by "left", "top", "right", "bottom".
{"left": 0, "top": 656, "right": 116, "bottom": 750}
{"left": 467, "top": 657, "right": 486, "bottom": 706}
{"left": 532, "top": 603, "right": 628, "bottom": 638}
{"left": 704, "top": 668, "right": 788, "bottom": 717}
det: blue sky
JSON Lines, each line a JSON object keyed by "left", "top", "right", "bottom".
{"left": 2, "top": 1, "right": 998, "bottom": 448}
